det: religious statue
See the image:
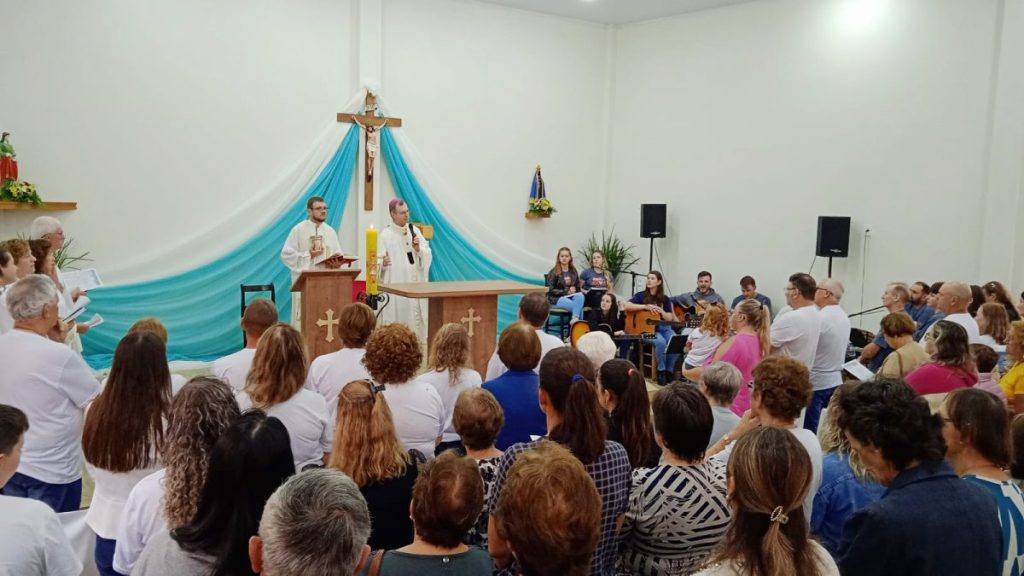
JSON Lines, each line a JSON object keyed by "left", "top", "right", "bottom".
{"left": 0, "top": 132, "right": 18, "bottom": 184}
{"left": 352, "top": 117, "right": 387, "bottom": 178}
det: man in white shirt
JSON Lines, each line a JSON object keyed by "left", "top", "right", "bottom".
{"left": 379, "top": 199, "right": 432, "bottom": 343}
{"left": 0, "top": 275, "right": 100, "bottom": 512}
{"left": 0, "top": 404, "right": 82, "bottom": 576}
{"left": 770, "top": 273, "right": 822, "bottom": 368}
{"left": 213, "top": 298, "right": 278, "bottom": 390}
{"left": 806, "top": 278, "right": 851, "bottom": 433}
{"left": 280, "top": 196, "right": 345, "bottom": 326}
{"left": 305, "top": 302, "right": 376, "bottom": 424}
{"left": 926, "top": 281, "right": 981, "bottom": 344}
{"left": 485, "top": 292, "right": 565, "bottom": 380}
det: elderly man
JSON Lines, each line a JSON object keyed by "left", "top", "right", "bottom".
{"left": 807, "top": 278, "right": 851, "bottom": 432}
{"left": 29, "top": 217, "right": 89, "bottom": 345}
{"left": 858, "top": 283, "right": 911, "bottom": 371}
{"left": 250, "top": 468, "right": 371, "bottom": 576}
{"left": 0, "top": 275, "right": 100, "bottom": 512}
{"left": 770, "top": 272, "right": 821, "bottom": 368}
{"left": 924, "top": 281, "right": 980, "bottom": 343}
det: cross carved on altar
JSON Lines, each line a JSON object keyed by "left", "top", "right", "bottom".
{"left": 316, "top": 308, "right": 340, "bottom": 343}
{"left": 337, "top": 92, "right": 403, "bottom": 212}
{"left": 461, "top": 308, "right": 482, "bottom": 338}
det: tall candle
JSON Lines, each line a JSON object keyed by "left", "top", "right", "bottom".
{"left": 366, "top": 225, "right": 378, "bottom": 295}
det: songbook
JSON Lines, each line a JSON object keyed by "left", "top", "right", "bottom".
{"left": 842, "top": 359, "right": 875, "bottom": 383}
{"left": 314, "top": 253, "right": 358, "bottom": 267}
{"left": 62, "top": 295, "right": 92, "bottom": 323}
{"left": 61, "top": 268, "right": 103, "bottom": 292}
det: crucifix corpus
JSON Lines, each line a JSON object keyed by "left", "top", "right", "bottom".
{"left": 337, "top": 93, "right": 403, "bottom": 211}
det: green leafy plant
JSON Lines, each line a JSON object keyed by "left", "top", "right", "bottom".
{"left": 54, "top": 237, "right": 92, "bottom": 270}
{"left": 577, "top": 228, "right": 639, "bottom": 285}
{"left": 0, "top": 179, "right": 42, "bottom": 205}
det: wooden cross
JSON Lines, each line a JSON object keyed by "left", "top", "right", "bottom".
{"left": 337, "top": 92, "right": 403, "bottom": 212}
{"left": 461, "top": 307, "right": 482, "bottom": 338}
{"left": 316, "top": 308, "right": 340, "bottom": 343}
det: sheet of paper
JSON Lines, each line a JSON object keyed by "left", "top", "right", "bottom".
{"left": 82, "top": 313, "right": 104, "bottom": 328}
{"left": 62, "top": 295, "right": 91, "bottom": 323}
{"left": 842, "top": 359, "right": 875, "bottom": 382}
{"left": 61, "top": 268, "right": 103, "bottom": 291}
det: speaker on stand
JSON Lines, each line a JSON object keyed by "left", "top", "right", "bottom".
{"left": 816, "top": 216, "right": 851, "bottom": 277}
{"left": 641, "top": 204, "right": 666, "bottom": 273}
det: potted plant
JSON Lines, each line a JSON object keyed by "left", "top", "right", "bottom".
{"left": 577, "top": 228, "right": 639, "bottom": 287}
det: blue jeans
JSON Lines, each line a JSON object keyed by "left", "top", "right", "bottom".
{"left": 555, "top": 293, "right": 585, "bottom": 319}
{"left": 0, "top": 472, "right": 82, "bottom": 513}
{"left": 804, "top": 387, "right": 837, "bottom": 433}
{"left": 647, "top": 325, "right": 680, "bottom": 372}
{"left": 95, "top": 536, "right": 126, "bottom": 576}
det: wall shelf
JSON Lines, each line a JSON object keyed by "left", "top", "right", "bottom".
{"left": 0, "top": 201, "right": 77, "bottom": 211}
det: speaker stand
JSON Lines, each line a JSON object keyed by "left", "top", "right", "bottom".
{"left": 648, "top": 237, "right": 655, "bottom": 274}
{"left": 827, "top": 256, "right": 833, "bottom": 277}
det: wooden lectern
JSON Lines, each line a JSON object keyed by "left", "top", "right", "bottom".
{"left": 291, "top": 269, "right": 360, "bottom": 359}
{"left": 380, "top": 280, "right": 548, "bottom": 376}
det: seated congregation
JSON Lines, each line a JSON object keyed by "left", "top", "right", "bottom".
{"left": 3, "top": 239, "right": 1024, "bottom": 575}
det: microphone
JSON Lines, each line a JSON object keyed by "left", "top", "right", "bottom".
{"left": 406, "top": 223, "right": 417, "bottom": 265}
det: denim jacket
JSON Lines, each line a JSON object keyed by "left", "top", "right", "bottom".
{"left": 838, "top": 461, "right": 1002, "bottom": 576}
{"left": 811, "top": 452, "right": 884, "bottom": 557}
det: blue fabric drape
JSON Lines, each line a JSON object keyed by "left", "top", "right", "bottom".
{"left": 82, "top": 126, "right": 359, "bottom": 367}
{"left": 380, "top": 129, "right": 540, "bottom": 334}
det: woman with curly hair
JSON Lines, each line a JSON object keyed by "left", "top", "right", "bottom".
{"left": 418, "top": 323, "right": 482, "bottom": 455}
{"left": 83, "top": 331, "right": 171, "bottom": 576}
{"left": 906, "top": 319, "right": 978, "bottom": 396}
{"left": 836, "top": 378, "right": 1001, "bottom": 575}
{"left": 940, "top": 388, "right": 1024, "bottom": 574}
{"left": 707, "top": 356, "right": 821, "bottom": 520}
{"left": 328, "top": 380, "right": 420, "bottom": 550}
{"left": 112, "top": 377, "right": 240, "bottom": 574}
{"left": 239, "top": 322, "right": 332, "bottom": 469}
{"left": 694, "top": 427, "right": 838, "bottom": 576}
{"left": 810, "top": 382, "right": 883, "bottom": 557}
{"left": 363, "top": 323, "right": 445, "bottom": 459}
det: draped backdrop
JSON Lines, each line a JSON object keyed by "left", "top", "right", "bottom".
{"left": 83, "top": 99, "right": 540, "bottom": 367}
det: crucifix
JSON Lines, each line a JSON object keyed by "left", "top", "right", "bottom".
{"left": 337, "top": 92, "right": 403, "bottom": 211}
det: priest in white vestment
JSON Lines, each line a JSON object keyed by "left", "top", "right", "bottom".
{"left": 380, "top": 199, "right": 432, "bottom": 343}
{"left": 280, "top": 196, "right": 344, "bottom": 326}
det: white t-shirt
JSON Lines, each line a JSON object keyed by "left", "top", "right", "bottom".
{"left": 113, "top": 468, "right": 167, "bottom": 575}
{"left": 945, "top": 312, "right": 982, "bottom": 344}
{"left": 84, "top": 461, "right": 161, "bottom": 539}
{"left": 237, "top": 389, "right": 332, "bottom": 470}
{"left": 810, "top": 304, "right": 851, "bottom": 391}
{"left": 0, "top": 287, "right": 13, "bottom": 334}
{"left": 484, "top": 328, "right": 565, "bottom": 380}
{"left": 382, "top": 380, "right": 445, "bottom": 459}
{"left": 976, "top": 334, "right": 1007, "bottom": 354}
{"left": 0, "top": 329, "right": 100, "bottom": 483}
{"left": 770, "top": 304, "right": 822, "bottom": 368}
{"left": 305, "top": 347, "right": 371, "bottom": 424}
{"left": 684, "top": 328, "right": 722, "bottom": 367}
{"left": 713, "top": 426, "right": 822, "bottom": 521}
{"left": 0, "top": 494, "right": 82, "bottom": 576}
{"left": 211, "top": 348, "right": 256, "bottom": 391}
{"left": 416, "top": 368, "right": 483, "bottom": 443}
{"left": 692, "top": 540, "right": 838, "bottom": 576}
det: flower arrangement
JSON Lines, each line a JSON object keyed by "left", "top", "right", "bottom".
{"left": 1, "top": 179, "right": 42, "bottom": 205}
{"left": 525, "top": 165, "right": 555, "bottom": 218}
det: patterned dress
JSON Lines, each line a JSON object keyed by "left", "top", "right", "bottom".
{"left": 619, "top": 460, "right": 732, "bottom": 575}
{"left": 963, "top": 475, "right": 1024, "bottom": 576}
{"left": 464, "top": 456, "right": 499, "bottom": 549}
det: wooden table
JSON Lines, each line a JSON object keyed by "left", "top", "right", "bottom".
{"left": 380, "top": 280, "right": 547, "bottom": 375}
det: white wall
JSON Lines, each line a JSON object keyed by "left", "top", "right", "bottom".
{"left": 0, "top": 0, "right": 356, "bottom": 282}
{"left": 607, "top": 0, "right": 1020, "bottom": 318}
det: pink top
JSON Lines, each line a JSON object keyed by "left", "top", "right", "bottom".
{"left": 974, "top": 374, "right": 1008, "bottom": 405}
{"left": 905, "top": 363, "right": 978, "bottom": 395}
{"left": 706, "top": 332, "right": 763, "bottom": 416}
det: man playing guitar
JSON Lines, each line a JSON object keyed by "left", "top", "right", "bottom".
{"left": 671, "top": 270, "right": 725, "bottom": 327}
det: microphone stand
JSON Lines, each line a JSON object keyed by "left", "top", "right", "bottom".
{"left": 848, "top": 305, "right": 886, "bottom": 318}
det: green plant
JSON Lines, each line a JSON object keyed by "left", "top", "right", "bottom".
{"left": 577, "top": 228, "right": 639, "bottom": 285}
{"left": 54, "top": 237, "right": 91, "bottom": 270}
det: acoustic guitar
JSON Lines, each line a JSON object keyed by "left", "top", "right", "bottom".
{"left": 624, "top": 309, "right": 688, "bottom": 336}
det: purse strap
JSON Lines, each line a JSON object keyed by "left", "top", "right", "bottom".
{"left": 368, "top": 550, "right": 384, "bottom": 576}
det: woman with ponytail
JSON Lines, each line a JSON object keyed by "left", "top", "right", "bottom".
{"left": 598, "top": 359, "right": 660, "bottom": 468}
{"left": 328, "top": 379, "right": 420, "bottom": 550}
{"left": 703, "top": 298, "right": 771, "bottom": 415}
{"left": 487, "top": 347, "right": 630, "bottom": 576}
{"left": 694, "top": 427, "right": 838, "bottom": 576}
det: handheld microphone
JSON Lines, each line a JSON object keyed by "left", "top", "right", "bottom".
{"left": 406, "top": 223, "right": 417, "bottom": 265}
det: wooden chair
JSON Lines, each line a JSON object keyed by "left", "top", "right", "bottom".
{"left": 240, "top": 283, "right": 276, "bottom": 347}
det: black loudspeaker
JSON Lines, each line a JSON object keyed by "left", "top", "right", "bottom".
{"left": 641, "top": 204, "right": 666, "bottom": 238}
{"left": 816, "top": 216, "right": 851, "bottom": 257}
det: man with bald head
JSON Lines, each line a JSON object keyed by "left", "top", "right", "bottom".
{"left": 806, "top": 278, "right": 850, "bottom": 432}
{"left": 923, "top": 281, "right": 980, "bottom": 343}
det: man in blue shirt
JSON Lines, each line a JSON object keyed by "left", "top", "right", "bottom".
{"left": 730, "top": 275, "right": 772, "bottom": 316}
{"left": 907, "top": 281, "right": 938, "bottom": 338}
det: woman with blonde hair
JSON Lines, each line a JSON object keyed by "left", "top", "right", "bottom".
{"left": 83, "top": 331, "right": 172, "bottom": 576}
{"left": 977, "top": 301, "right": 1010, "bottom": 353}
{"left": 239, "top": 322, "right": 331, "bottom": 470}
{"left": 810, "top": 382, "right": 883, "bottom": 557}
{"left": 706, "top": 299, "right": 771, "bottom": 415}
{"left": 419, "top": 323, "right": 482, "bottom": 455}
{"left": 579, "top": 249, "right": 612, "bottom": 309}
{"left": 695, "top": 427, "right": 838, "bottom": 576}
{"left": 363, "top": 323, "right": 445, "bottom": 459}
{"left": 681, "top": 304, "right": 731, "bottom": 380}
{"left": 329, "top": 380, "right": 419, "bottom": 550}
{"left": 1000, "top": 320, "right": 1024, "bottom": 414}
{"left": 546, "top": 246, "right": 584, "bottom": 320}
{"left": 113, "top": 377, "right": 240, "bottom": 574}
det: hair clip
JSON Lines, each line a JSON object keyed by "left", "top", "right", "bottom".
{"left": 571, "top": 373, "right": 586, "bottom": 384}
{"left": 769, "top": 506, "right": 789, "bottom": 525}
{"left": 627, "top": 368, "right": 636, "bottom": 377}
{"left": 367, "top": 381, "right": 386, "bottom": 397}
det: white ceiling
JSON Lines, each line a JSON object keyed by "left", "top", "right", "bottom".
{"left": 470, "top": 0, "right": 759, "bottom": 25}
